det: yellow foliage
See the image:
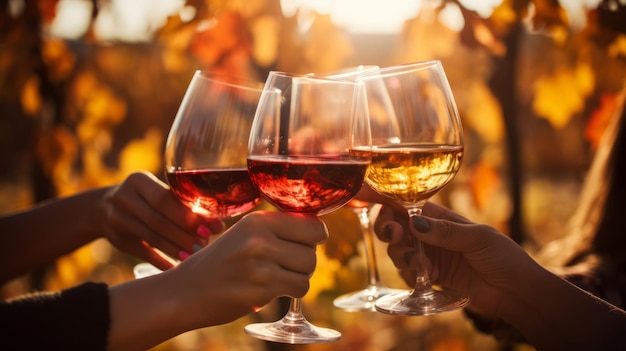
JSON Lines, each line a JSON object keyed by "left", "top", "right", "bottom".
{"left": 71, "top": 72, "right": 99, "bottom": 109}
{"left": 83, "top": 86, "right": 127, "bottom": 127}
{"left": 304, "top": 243, "right": 341, "bottom": 303}
{"left": 608, "top": 34, "right": 626, "bottom": 58}
{"left": 119, "top": 128, "right": 164, "bottom": 176}
{"left": 81, "top": 145, "right": 118, "bottom": 187}
{"left": 303, "top": 15, "right": 353, "bottom": 73}
{"left": 50, "top": 245, "right": 98, "bottom": 290}
{"left": 42, "top": 38, "right": 75, "bottom": 82}
{"left": 250, "top": 15, "right": 279, "bottom": 67}
{"left": 550, "top": 26, "right": 569, "bottom": 46}
{"left": 469, "top": 160, "right": 501, "bottom": 211}
{"left": 20, "top": 76, "right": 42, "bottom": 116}
{"left": 43, "top": 126, "right": 80, "bottom": 197}
{"left": 227, "top": 0, "right": 266, "bottom": 18}
{"left": 400, "top": 8, "right": 458, "bottom": 62}
{"left": 532, "top": 62, "right": 595, "bottom": 128}
{"left": 463, "top": 81, "right": 504, "bottom": 143}
{"left": 76, "top": 121, "right": 111, "bottom": 151}
{"left": 158, "top": 20, "right": 196, "bottom": 72}
{"left": 489, "top": 0, "right": 518, "bottom": 36}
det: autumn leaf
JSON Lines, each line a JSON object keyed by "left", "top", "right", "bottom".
{"left": 608, "top": 34, "right": 626, "bottom": 58}
{"left": 304, "top": 243, "right": 341, "bottom": 303}
{"left": 585, "top": 92, "right": 621, "bottom": 148}
{"left": 42, "top": 38, "right": 75, "bottom": 82}
{"left": 191, "top": 11, "right": 252, "bottom": 74}
{"left": 463, "top": 81, "right": 504, "bottom": 143}
{"left": 532, "top": 62, "right": 595, "bottom": 128}
{"left": 302, "top": 14, "right": 353, "bottom": 73}
{"left": 488, "top": 0, "right": 521, "bottom": 36}
{"left": 322, "top": 207, "right": 363, "bottom": 265}
{"left": 530, "top": 0, "right": 568, "bottom": 31}
{"left": 118, "top": 128, "right": 163, "bottom": 176}
{"left": 250, "top": 15, "right": 279, "bottom": 67}
{"left": 38, "top": 0, "right": 60, "bottom": 24}
{"left": 155, "top": 13, "right": 197, "bottom": 72}
{"left": 469, "top": 160, "right": 501, "bottom": 211}
{"left": 20, "top": 75, "right": 42, "bottom": 116}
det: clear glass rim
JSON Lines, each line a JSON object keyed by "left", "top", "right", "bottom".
{"left": 313, "top": 65, "right": 381, "bottom": 80}
{"left": 267, "top": 70, "right": 362, "bottom": 86}
{"left": 358, "top": 60, "right": 442, "bottom": 80}
{"left": 193, "top": 70, "right": 265, "bottom": 92}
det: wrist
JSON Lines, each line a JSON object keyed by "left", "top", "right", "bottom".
{"left": 108, "top": 270, "right": 192, "bottom": 350}
{"left": 83, "top": 187, "right": 113, "bottom": 242}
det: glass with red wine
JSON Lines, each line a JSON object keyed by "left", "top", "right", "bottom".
{"left": 244, "top": 71, "right": 371, "bottom": 343}
{"left": 133, "top": 71, "right": 266, "bottom": 278}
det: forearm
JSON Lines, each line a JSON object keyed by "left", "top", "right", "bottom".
{"left": 107, "top": 270, "right": 194, "bottom": 351}
{"left": 0, "top": 187, "right": 110, "bottom": 283}
{"left": 500, "top": 261, "right": 626, "bottom": 350}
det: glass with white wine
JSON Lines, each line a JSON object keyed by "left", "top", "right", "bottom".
{"left": 357, "top": 60, "right": 469, "bottom": 316}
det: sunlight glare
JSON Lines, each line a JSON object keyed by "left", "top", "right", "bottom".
{"left": 279, "top": 0, "right": 501, "bottom": 34}
{"left": 49, "top": 0, "right": 92, "bottom": 39}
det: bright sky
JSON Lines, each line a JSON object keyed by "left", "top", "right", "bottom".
{"left": 48, "top": 0, "right": 601, "bottom": 40}
{"left": 50, "top": 0, "right": 185, "bottom": 41}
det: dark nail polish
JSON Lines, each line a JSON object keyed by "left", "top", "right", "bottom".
{"left": 412, "top": 216, "right": 430, "bottom": 233}
{"left": 383, "top": 224, "right": 393, "bottom": 241}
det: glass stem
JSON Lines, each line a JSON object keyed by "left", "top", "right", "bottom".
{"left": 407, "top": 207, "right": 434, "bottom": 297}
{"left": 354, "top": 206, "right": 382, "bottom": 288}
{"left": 283, "top": 298, "right": 306, "bottom": 324}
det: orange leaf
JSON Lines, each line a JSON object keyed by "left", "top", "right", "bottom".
{"left": 469, "top": 160, "right": 500, "bottom": 211}
{"left": 585, "top": 92, "right": 621, "bottom": 149}
{"left": 530, "top": 0, "right": 568, "bottom": 30}
{"left": 191, "top": 11, "right": 252, "bottom": 72}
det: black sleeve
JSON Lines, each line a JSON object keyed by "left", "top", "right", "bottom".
{"left": 0, "top": 282, "right": 111, "bottom": 351}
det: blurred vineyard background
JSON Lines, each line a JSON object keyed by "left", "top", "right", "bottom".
{"left": 1, "top": 0, "right": 626, "bottom": 350}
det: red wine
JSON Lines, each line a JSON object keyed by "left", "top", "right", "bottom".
{"left": 166, "top": 168, "right": 261, "bottom": 218}
{"left": 247, "top": 156, "right": 368, "bottom": 216}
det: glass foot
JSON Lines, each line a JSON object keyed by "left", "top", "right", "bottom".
{"left": 245, "top": 316, "right": 341, "bottom": 344}
{"left": 333, "top": 285, "right": 404, "bottom": 312}
{"left": 375, "top": 288, "right": 469, "bottom": 316}
{"left": 133, "top": 263, "right": 163, "bottom": 279}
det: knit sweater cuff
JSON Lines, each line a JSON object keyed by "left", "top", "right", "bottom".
{"left": 0, "top": 282, "right": 111, "bottom": 351}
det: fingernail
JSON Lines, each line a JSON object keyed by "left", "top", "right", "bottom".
{"left": 178, "top": 250, "right": 191, "bottom": 261}
{"left": 196, "top": 224, "right": 212, "bottom": 238}
{"left": 192, "top": 243, "right": 203, "bottom": 252}
{"left": 412, "top": 216, "right": 430, "bottom": 233}
{"left": 383, "top": 224, "right": 393, "bottom": 241}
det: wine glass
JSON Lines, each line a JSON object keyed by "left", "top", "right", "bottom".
{"left": 358, "top": 60, "right": 470, "bottom": 316}
{"left": 314, "top": 65, "right": 404, "bottom": 311}
{"left": 134, "top": 71, "right": 265, "bottom": 278}
{"left": 332, "top": 200, "right": 404, "bottom": 311}
{"left": 244, "top": 71, "right": 371, "bottom": 343}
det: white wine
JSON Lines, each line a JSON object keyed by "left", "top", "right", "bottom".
{"left": 365, "top": 143, "right": 463, "bottom": 204}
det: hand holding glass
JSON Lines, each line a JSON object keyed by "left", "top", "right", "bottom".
{"left": 134, "top": 71, "right": 264, "bottom": 278}
{"left": 245, "top": 72, "right": 371, "bottom": 343}
{"left": 358, "top": 61, "right": 469, "bottom": 315}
